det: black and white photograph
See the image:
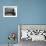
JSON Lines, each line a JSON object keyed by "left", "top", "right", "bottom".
{"left": 3, "top": 6, "right": 17, "bottom": 17}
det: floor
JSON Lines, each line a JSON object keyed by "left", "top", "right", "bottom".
{"left": 0, "top": 44, "right": 18, "bottom": 46}
{"left": 0, "top": 40, "right": 46, "bottom": 46}
{"left": 19, "top": 39, "right": 46, "bottom": 46}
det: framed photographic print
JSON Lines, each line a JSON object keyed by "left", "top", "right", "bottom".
{"left": 3, "top": 6, "right": 17, "bottom": 17}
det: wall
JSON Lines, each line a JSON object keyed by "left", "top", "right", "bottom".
{"left": 0, "top": 0, "right": 46, "bottom": 44}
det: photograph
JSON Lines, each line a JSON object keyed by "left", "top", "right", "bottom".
{"left": 3, "top": 6, "right": 17, "bottom": 17}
